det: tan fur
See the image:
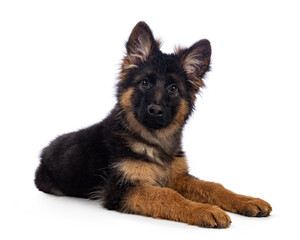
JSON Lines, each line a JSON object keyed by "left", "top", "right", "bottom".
{"left": 168, "top": 156, "right": 189, "bottom": 183}
{"left": 123, "top": 184, "right": 231, "bottom": 228}
{"left": 115, "top": 159, "right": 168, "bottom": 186}
{"left": 121, "top": 154, "right": 270, "bottom": 227}
{"left": 119, "top": 156, "right": 231, "bottom": 227}
{"left": 156, "top": 99, "right": 189, "bottom": 140}
{"left": 169, "top": 175, "right": 272, "bottom": 217}
{"left": 116, "top": 156, "right": 189, "bottom": 187}
{"left": 120, "top": 87, "right": 134, "bottom": 108}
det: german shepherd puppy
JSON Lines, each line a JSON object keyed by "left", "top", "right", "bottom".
{"left": 35, "top": 22, "right": 272, "bottom": 228}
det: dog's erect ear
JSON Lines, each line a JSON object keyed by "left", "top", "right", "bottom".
{"left": 177, "top": 39, "right": 211, "bottom": 90}
{"left": 124, "top": 21, "right": 160, "bottom": 67}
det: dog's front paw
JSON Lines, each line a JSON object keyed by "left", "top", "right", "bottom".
{"left": 236, "top": 197, "right": 272, "bottom": 217}
{"left": 194, "top": 205, "right": 231, "bottom": 228}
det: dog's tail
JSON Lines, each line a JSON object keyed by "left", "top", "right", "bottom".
{"left": 34, "top": 163, "right": 64, "bottom": 196}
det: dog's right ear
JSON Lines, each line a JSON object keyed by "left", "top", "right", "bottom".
{"left": 123, "top": 22, "right": 160, "bottom": 69}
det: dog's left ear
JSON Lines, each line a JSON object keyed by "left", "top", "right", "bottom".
{"left": 124, "top": 21, "right": 160, "bottom": 68}
{"left": 177, "top": 39, "right": 211, "bottom": 89}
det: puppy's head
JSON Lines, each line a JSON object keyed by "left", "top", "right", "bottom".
{"left": 118, "top": 22, "right": 211, "bottom": 131}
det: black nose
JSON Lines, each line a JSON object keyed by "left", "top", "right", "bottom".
{"left": 147, "top": 104, "right": 164, "bottom": 117}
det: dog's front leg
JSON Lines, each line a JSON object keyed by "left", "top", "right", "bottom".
{"left": 169, "top": 174, "right": 272, "bottom": 217}
{"left": 122, "top": 184, "right": 231, "bottom": 228}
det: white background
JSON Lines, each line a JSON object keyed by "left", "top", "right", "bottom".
{"left": 1, "top": 0, "right": 299, "bottom": 239}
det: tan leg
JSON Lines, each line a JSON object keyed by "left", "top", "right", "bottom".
{"left": 169, "top": 174, "right": 272, "bottom": 217}
{"left": 122, "top": 184, "right": 231, "bottom": 228}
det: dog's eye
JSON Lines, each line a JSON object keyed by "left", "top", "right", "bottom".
{"left": 168, "top": 84, "right": 178, "bottom": 94}
{"left": 141, "top": 78, "right": 150, "bottom": 88}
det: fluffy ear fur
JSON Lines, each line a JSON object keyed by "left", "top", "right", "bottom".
{"left": 176, "top": 39, "right": 211, "bottom": 90}
{"left": 124, "top": 21, "right": 160, "bottom": 69}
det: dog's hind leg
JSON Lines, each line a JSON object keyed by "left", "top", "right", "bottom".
{"left": 34, "top": 164, "right": 64, "bottom": 196}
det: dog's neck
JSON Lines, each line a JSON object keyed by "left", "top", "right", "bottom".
{"left": 115, "top": 104, "right": 184, "bottom": 157}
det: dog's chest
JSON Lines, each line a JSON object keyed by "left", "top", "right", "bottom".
{"left": 116, "top": 138, "right": 188, "bottom": 187}
{"left": 129, "top": 141, "right": 165, "bottom": 164}
{"left": 124, "top": 135, "right": 176, "bottom": 163}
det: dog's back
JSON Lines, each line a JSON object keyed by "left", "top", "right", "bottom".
{"left": 35, "top": 121, "right": 109, "bottom": 198}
